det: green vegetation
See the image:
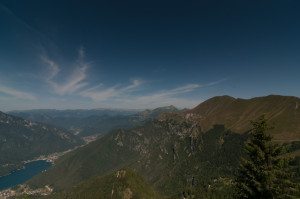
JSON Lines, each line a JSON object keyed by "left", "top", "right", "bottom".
{"left": 0, "top": 111, "right": 83, "bottom": 175}
{"left": 189, "top": 95, "right": 300, "bottom": 141}
{"left": 28, "top": 120, "right": 246, "bottom": 198}
{"left": 235, "top": 117, "right": 298, "bottom": 198}
{"left": 25, "top": 95, "right": 300, "bottom": 198}
{"left": 49, "top": 169, "right": 161, "bottom": 199}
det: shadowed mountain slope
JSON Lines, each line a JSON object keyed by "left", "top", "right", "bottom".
{"left": 28, "top": 120, "right": 246, "bottom": 198}
{"left": 0, "top": 111, "right": 83, "bottom": 175}
{"left": 26, "top": 95, "right": 300, "bottom": 198}
{"left": 185, "top": 95, "right": 300, "bottom": 140}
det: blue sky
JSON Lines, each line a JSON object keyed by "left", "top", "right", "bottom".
{"left": 0, "top": 0, "right": 300, "bottom": 111}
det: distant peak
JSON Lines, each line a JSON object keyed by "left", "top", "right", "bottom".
{"left": 211, "top": 95, "right": 236, "bottom": 100}
{"left": 202, "top": 95, "right": 236, "bottom": 103}
{"left": 164, "top": 105, "right": 177, "bottom": 109}
{"left": 152, "top": 105, "right": 178, "bottom": 111}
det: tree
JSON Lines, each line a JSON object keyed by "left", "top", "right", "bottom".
{"left": 235, "top": 116, "right": 296, "bottom": 199}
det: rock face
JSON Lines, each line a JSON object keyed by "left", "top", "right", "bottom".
{"left": 28, "top": 118, "right": 246, "bottom": 198}
{"left": 0, "top": 111, "right": 83, "bottom": 175}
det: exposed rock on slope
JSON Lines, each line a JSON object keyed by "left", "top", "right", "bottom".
{"left": 27, "top": 95, "right": 300, "bottom": 198}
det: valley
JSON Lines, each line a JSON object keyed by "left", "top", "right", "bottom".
{"left": 0, "top": 111, "right": 83, "bottom": 177}
{"left": 2, "top": 95, "right": 298, "bottom": 198}
{"left": 2, "top": 2, "right": 300, "bottom": 197}
{"left": 9, "top": 106, "right": 178, "bottom": 137}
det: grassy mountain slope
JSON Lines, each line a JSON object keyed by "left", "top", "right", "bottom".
{"left": 0, "top": 111, "right": 83, "bottom": 175}
{"left": 186, "top": 95, "right": 300, "bottom": 140}
{"left": 49, "top": 169, "right": 161, "bottom": 199}
{"left": 27, "top": 95, "right": 300, "bottom": 198}
{"left": 27, "top": 127, "right": 141, "bottom": 190}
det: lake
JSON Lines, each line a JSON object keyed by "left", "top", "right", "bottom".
{"left": 0, "top": 160, "right": 52, "bottom": 191}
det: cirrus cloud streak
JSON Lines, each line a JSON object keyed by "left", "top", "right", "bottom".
{"left": 42, "top": 48, "right": 89, "bottom": 95}
{"left": 41, "top": 48, "right": 227, "bottom": 109}
{"left": 0, "top": 85, "right": 36, "bottom": 100}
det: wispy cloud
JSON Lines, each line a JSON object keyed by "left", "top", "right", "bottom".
{"left": 42, "top": 48, "right": 89, "bottom": 95}
{"left": 205, "top": 78, "right": 227, "bottom": 86}
{"left": 115, "top": 83, "right": 203, "bottom": 108}
{"left": 133, "top": 79, "right": 226, "bottom": 108}
{"left": 81, "top": 78, "right": 226, "bottom": 108}
{"left": 0, "top": 85, "right": 36, "bottom": 100}
{"left": 41, "top": 47, "right": 226, "bottom": 108}
{"left": 42, "top": 56, "right": 60, "bottom": 80}
{"left": 80, "top": 79, "right": 144, "bottom": 101}
{"left": 123, "top": 79, "right": 143, "bottom": 91}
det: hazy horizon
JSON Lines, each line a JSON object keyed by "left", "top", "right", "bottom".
{"left": 3, "top": 94, "right": 298, "bottom": 112}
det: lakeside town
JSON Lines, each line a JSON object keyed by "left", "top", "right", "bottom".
{"left": 0, "top": 184, "right": 53, "bottom": 198}
{"left": 23, "top": 134, "right": 100, "bottom": 164}
{"left": 0, "top": 135, "right": 99, "bottom": 198}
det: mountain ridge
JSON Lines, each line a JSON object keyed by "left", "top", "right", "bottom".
{"left": 184, "top": 94, "right": 300, "bottom": 140}
{"left": 24, "top": 95, "right": 300, "bottom": 198}
{"left": 0, "top": 111, "right": 83, "bottom": 176}
{"left": 9, "top": 106, "right": 179, "bottom": 137}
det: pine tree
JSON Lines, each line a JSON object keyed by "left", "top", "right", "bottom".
{"left": 235, "top": 116, "right": 296, "bottom": 199}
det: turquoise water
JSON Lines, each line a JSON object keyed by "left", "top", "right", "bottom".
{"left": 0, "top": 160, "right": 52, "bottom": 190}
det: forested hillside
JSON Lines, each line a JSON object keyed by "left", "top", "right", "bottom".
{"left": 0, "top": 111, "right": 83, "bottom": 176}
{"left": 26, "top": 95, "right": 300, "bottom": 198}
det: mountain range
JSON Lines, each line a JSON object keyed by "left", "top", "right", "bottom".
{"left": 25, "top": 95, "right": 300, "bottom": 198}
{"left": 9, "top": 106, "right": 179, "bottom": 137}
{"left": 184, "top": 95, "right": 300, "bottom": 141}
{"left": 0, "top": 111, "right": 83, "bottom": 176}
